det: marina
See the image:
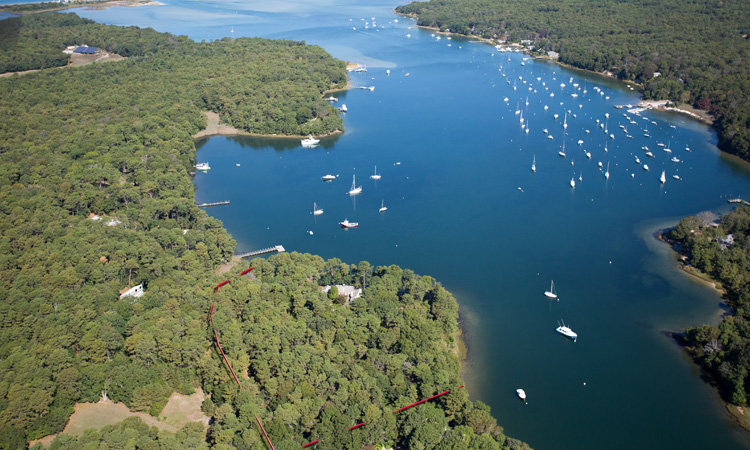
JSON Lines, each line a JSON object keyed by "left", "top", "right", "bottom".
{"left": 71, "top": 1, "right": 750, "bottom": 449}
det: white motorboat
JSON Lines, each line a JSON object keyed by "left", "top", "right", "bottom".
{"left": 660, "top": 171, "right": 666, "bottom": 184}
{"left": 516, "top": 389, "right": 527, "bottom": 403}
{"left": 643, "top": 164, "right": 649, "bottom": 171}
{"left": 301, "top": 135, "right": 320, "bottom": 147}
{"left": 321, "top": 174, "right": 336, "bottom": 181}
{"left": 348, "top": 175, "right": 362, "bottom": 195}
{"left": 340, "top": 104, "right": 348, "bottom": 112}
{"left": 544, "top": 280, "right": 558, "bottom": 299}
{"left": 339, "top": 219, "right": 358, "bottom": 228}
{"left": 379, "top": 199, "right": 387, "bottom": 213}
{"left": 370, "top": 166, "right": 381, "bottom": 180}
{"left": 194, "top": 162, "right": 210, "bottom": 171}
{"left": 556, "top": 320, "right": 578, "bottom": 340}
{"left": 570, "top": 177, "right": 575, "bottom": 188}
{"left": 313, "top": 202, "right": 323, "bottom": 216}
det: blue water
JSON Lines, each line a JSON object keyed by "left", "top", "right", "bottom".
{"left": 71, "top": 1, "right": 750, "bottom": 449}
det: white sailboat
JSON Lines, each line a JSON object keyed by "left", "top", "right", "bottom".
{"left": 544, "top": 280, "right": 558, "bottom": 299}
{"left": 379, "top": 199, "right": 387, "bottom": 213}
{"left": 556, "top": 320, "right": 578, "bottom": 341}
{"left": 531, "top": 155, "right": 536, "bottom": 173}
{"left": 558, "top": 134, "right": 566, "bottom": 158}
{"left": 579, "top": 170, "right": 583, "bottom": 182}
{"left": 605, "top": 162, "right": 610, "bottom": 180}
{"left": 348, "top": 175, "right": 362, "bottom": 195}
{"left": 370, "top": 166, "right": 381, "bottom": 180}
{"left": 313, "top": 202, "right": 323, "bottom": 215}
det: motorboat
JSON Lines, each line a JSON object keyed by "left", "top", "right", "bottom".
{"left": 301, "top": 135, "right": 320, "bottom": 148}
{"left": 339, "top": 219, "right": 358, "bottom": 228}
{"left": 556, "top": 320, "right": 578, "bottom": 340}
{"left": 516, "top": 389, "right": 527, "bottom": 403}
{"left": 660, "top": 171, "right": 666, "bottom": 184}
{"left": 195, "top": 162, "right": 210, "bottom": 171}
{"left": 321, "top": 174, "right": 336, "bottom": 181}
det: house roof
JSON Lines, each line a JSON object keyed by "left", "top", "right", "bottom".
{"left": 74, "top": 46, "right": 98, "bottom": 54}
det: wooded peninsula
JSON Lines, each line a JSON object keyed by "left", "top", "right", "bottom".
{"left": 395, "top": 0, "right": 750, "bottom": 163}
{"left": 0, "top": 13, "right": 528, "bottom": 450}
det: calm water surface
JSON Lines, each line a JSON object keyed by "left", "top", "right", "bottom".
{"left": 71, "top": 1, "right": 750, "bottom": 449}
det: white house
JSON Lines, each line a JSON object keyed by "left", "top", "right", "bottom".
{"left": 120, "top": 284, "right": 144, "bottom": 300}
{"left": 321, "top": 284, "right": 362, "bottom": 302}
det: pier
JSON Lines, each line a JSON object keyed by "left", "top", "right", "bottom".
{"left": 197, "top": 200, "right": 230, "bottom": 207}
{"left": 235, "top": 245, "right": 285, "bottom": 258}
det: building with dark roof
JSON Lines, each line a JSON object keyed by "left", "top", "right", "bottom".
{"left": 74, "top": 46, "right": 98, "bottom": 54}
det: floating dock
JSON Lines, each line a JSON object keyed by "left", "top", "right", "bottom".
{"left": 235, "top": 245, "right": 285, "bottom": 258}
{"left": 197, "top": 201, "right": 230, "bottom": 207}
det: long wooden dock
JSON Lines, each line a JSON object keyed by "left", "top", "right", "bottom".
{"left": 235, "top": 245, "right": 285, "bottom": 258}
{"left": 197, "top": 200, "right": 230, "bottom": 207}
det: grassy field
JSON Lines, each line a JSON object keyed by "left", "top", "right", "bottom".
{"left": 29, "top": 389, "right": 209, "bottom": 447}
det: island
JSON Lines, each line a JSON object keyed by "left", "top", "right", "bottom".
{"left": 0, "top": 13, "right": 528, "bottom": 450}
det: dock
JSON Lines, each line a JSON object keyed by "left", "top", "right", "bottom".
{"left": 197, "top": 201, "right": 230, "bottom": 207}
{"left": 235, "top": 245, "right": 285, "bottom": 258}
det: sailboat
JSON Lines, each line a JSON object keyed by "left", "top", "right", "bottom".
{"left": 313, "top": 202, "right": 323, "bottom": 215}
{"left": 556, "top": 320, "right": 578, "bottom": 340}
{"left": 660, "top": 170, "right": 666, "bottom": 184}
{"left": 348, "top": 175, "right": 362, "bottom": 195}
{"left": 604, "top": 162, "right": 610, "bottom": 180}
{"left": 579, "top": 170, "right": 583, "bottom": 182}
{"left": 379, "top": 199, "right": 387, "bottom": 213}
{"left": 563, "top": 111, "right": 568, "bottom": 129}
{"left": 531, "top": 155, "right": 536, "bottom": 172}
{"left": 544, "top": 280, "right": 558, "bottom": 299}
{"left": 370, "top": 166, "right": 381, "bottom": 180}
{"left": 558, "top": 134, "right": 566, "bottom": 157}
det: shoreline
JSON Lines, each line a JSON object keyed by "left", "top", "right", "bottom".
{"left": 656, "top": 227, "right": 750, "bottom": 432}
{"left": 0, "top": 0, "right": 162, "bottom": 14}
{"left": 396, "top": 11, "right": 715, "bottom": 129}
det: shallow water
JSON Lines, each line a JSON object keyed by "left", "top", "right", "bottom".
{"left": 69, "top": 1, "right": 750, "bottom": 449}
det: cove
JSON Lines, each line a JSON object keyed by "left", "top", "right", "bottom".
{"left": 73, "top": 1, "right": 750, "bottom": 449}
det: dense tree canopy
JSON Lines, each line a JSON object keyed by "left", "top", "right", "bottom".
{"left": 667, "top": 206, "right": 750, "bottom": 407}
{"left": 396, "top": 0, "right": 750, "bottom": 161}
{"left": 0, "top": 13, "right": 526, "bottom": 450}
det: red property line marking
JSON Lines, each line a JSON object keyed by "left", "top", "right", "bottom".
{"left": 256, "top": 415, "right": 276, "bottom": 450}
{"left": 300, "top": 385, "right": 466, "bottom": 447}
{"left": 392, "top": 385, "right": 464, "bottom": 413}
{"left": 210, "top": 301, "right": 241, "bottom": 386}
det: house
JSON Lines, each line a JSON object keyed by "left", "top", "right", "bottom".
{"left": 74, "top": 46, "right": 98, "bottom": 54}
{"left": 120, "top": 284, "right": 144, "bottom": 300}
{"left": 321, "top": 284, "right": 362, "bottom": 302}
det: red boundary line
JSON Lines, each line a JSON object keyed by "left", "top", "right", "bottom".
{"left": 211, "top": 264, "right": 465, "bottom": 448}
{"left": 256, "top": 415, "right": 276, "bottom": 450}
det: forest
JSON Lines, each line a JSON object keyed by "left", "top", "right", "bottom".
{"left": 0, "top": 13, "right": 526, "bottom": 450}
{"left": 667, "top": 206, "right": 750, "bottom": 408}
{"left": 395, "top": 0, "right": 750, "bottom": 162}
